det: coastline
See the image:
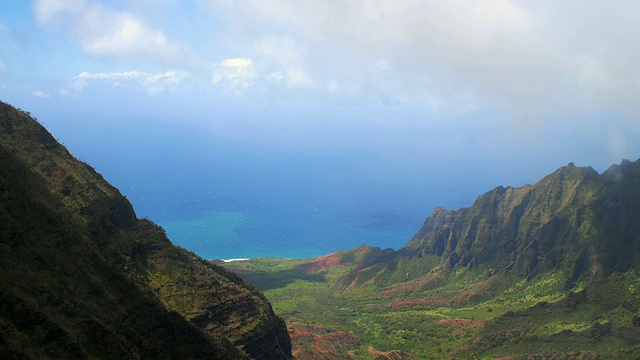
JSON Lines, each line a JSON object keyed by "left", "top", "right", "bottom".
{"left": 221, "top": 258, "right": 250, "bottom": 262}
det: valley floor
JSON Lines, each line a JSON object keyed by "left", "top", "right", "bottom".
{"left": 222, "top": 248, "right": 640, "bottom": 359}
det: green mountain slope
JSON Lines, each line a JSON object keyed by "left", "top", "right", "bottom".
{"left": 224, "top": 160, "right": 640, "bottom": 359}
{"left": 405, "top": 161, "right": 640, "bottom": 279}
{"left": 0, "top": 101, "right": 292, "bottom": 359}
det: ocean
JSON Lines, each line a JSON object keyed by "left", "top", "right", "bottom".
{"left": 118, "top": 157, "right": 442, "bottom": 260}
{"left": 51, "top": 114, "right": 497, "bottom": 261}
{"left": 21, "top": 98, "right": 622, "bottom": 262}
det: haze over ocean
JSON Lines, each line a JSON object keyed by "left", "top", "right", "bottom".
{"left": 58, "top": 113, "right": 489, "bottom": 260}
{"left": 6, "top": 100, "right": 631, "bottom": 261}
{"left": 4, "top": 1, "right": 640, "bottom": 260}
{"left": 5, "top": 97, "right": 635, "bottom": 261}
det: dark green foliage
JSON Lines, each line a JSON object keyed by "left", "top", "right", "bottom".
{"left": 0, "top": 144, "right": 239, "bottom": 359}
{"left": 0, "top": 101, "right": 292, "bottom": 359}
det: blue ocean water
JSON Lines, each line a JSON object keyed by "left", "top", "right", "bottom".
{"left": 24, "top": 99, "right": 625, "bottom": 261}
{"left": 122, "top": 161, "right": 441, "bottom": 260}
{"left": 54, "top": 116, "right": 492, "bottom": 260}
{"left": 152, "top": 191, "right": 426, "bottom": 260}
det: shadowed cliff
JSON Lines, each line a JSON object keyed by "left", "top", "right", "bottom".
{"left": 0, "top": 101, "right": 292, "bottom": 359}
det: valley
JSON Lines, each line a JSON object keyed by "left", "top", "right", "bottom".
{"left": 223, "top": 160, "right": 640, "bottom": 359}
{"left": 224, "top": 247, "right": 640, "bottom": 359}
{"left": 3, "top": 98, "right": 640, "bottom": 359}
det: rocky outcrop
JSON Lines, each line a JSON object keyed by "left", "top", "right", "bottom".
{"left": 404, "top": 160, "right": 640, "bottom": 280}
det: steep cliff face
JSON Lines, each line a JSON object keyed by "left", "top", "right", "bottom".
{"left": 404, "top": 160, "right": 640, "bottom": 281}
{"left": 140, "top": 227, "right": 292, "bottom": 359}
{"left": 0, "top": 102, "right": 292, "bottom": 359}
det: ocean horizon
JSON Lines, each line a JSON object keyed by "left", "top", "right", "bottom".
{"left": 94, "top": 140, "right": 481, "bottom": 260}
{"left": 49, "top": 115, "right": 529, "bottom": 261}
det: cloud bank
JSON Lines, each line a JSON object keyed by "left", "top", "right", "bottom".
{"left": 34, "top": 0, "right": 204, "bottom": 69}
{"left": 61, "top": 70, "right": 190, "bottom": 96}
{"left": 27, "top": 0, "right": 640, "bottom": 132}
{"left": 201, "top": 1, "right": 640, "bottom": 122}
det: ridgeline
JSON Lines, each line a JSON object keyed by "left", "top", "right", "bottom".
{"left": 0, "top": 101, "right": 293, "bottom": 359}
{"left": 225, "top": 160, "right": 640, "bottom": 359}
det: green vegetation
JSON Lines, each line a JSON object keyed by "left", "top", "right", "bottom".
{"left": 225, "top": 158, "right": 640, "bottom": 359}
{"left": 226, "top": 253, "right": 640, "bottom": 359}
{"left": 0, "top": 101, "right": 293, "bottom": 359}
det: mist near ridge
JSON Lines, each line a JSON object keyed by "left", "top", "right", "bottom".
{"left": 19, "top": 97, "right": 635, "bottom": 259}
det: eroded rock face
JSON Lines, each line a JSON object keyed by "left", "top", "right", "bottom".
{"left": 138, "top": 229, "right": 293, "bottom": 360}
{"left": 0, "top": 101, "right": 293, "bottom": 359}
{"left": 405, "top": 160, "right": 640, "bottom": 279}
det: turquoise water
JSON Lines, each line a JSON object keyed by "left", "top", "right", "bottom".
{"left": 145, "top": 187, "right": 431, "bottom": 260}
{"left": 162, "top": 211, "right": 251, "bottom": 258}
{"left": 97, "top": 149, "right": 481, "bottom": 260}
{"left": 68, "top": 121, "right": 486, "bottom": 260}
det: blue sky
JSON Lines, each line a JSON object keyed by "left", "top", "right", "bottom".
{"left": 2, "top": 1, "right": 640, "bottom": 205}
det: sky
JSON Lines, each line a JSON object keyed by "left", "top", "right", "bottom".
{"left": 1, "top": 1, "right": 640, "bottom": 228}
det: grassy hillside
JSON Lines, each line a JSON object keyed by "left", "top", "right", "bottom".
{"left": 0, "top": 101, "right": 292, "bottom": 359}
{"left": 225, "top": 250, "right": 640, "bottom": 359}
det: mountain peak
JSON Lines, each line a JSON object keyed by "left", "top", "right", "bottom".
{"left": 405, "top": 158, "right": 639, "bottom": 278}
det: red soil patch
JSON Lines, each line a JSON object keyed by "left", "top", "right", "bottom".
{"left": 50, "top": 164, "right": 64, "bottom": 190}
{"left": 391, "top": 276, "right": 497, "bottom": 310}
{"left": 345, "top": 278, "right": 360, "bottom": 291}
{"left": 357, "top": 246, "right": 370, "bottom": 255}
{"left": 367, "top": 346, "right": 417, "bottom": 360}
{"left": 288, "top": 322, "right": 362, "bottom": 360}
{"left": 297, "top": 252, "right": 343, "bottom": 272}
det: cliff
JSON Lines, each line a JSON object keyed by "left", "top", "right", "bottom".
{"left": 0, "top": 101, "right": 292, "bottom": 359}
{"left": 405, "top": 160, "right": 640, "bottom": 281}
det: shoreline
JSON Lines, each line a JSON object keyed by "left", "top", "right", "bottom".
{"left": 221, "top": 258, "right": 250, "bottom": 262}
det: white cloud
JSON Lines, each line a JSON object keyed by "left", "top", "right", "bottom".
{"left": 202, "top": 0, "right": 546, "bottom": 108}
{"left": 61, "top": 70, "right": 190, "bottom": 96}
{"left": 34, "top": 0, "right": 203, "bottom": 69}
{"left": 0, "top": 58, "right": 6, "bottom": 73}
{"left": 76, "top": 71, "right": 147, "bottom": 80}
{"left": 34, "top": 0, "right": 83, "bottom": 24}
{"left": 202, "top": 0, "right": 640, "bottom": 122}
{"left": 32, "top": 90, "right": 51, "bottom": 98}
{"left": 211, "top": 57, "right": 255, "bottom": 95}
{"left": 143, "top": 70, "right": 190, "bottom": 95}
{"left": 28, "top": 0, "right": 640, "bottom": 124}
{"left": 220, "top": 58, "right": 252, "bottom": 69}
{"left": 253, "top": 36, "right": 315, "bottom": 89}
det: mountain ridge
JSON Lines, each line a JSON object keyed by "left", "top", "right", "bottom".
{"left": 5, "top": 98, "right": 640, "bottom": 358}
{"left": 0, "top": 101, "right": 293, "bottom": 359}
{"left": 405, "top": 159, "right": 640, "bottom": 279}
{"left": 223, "top": 158, "right": 640, "bottom": 359}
